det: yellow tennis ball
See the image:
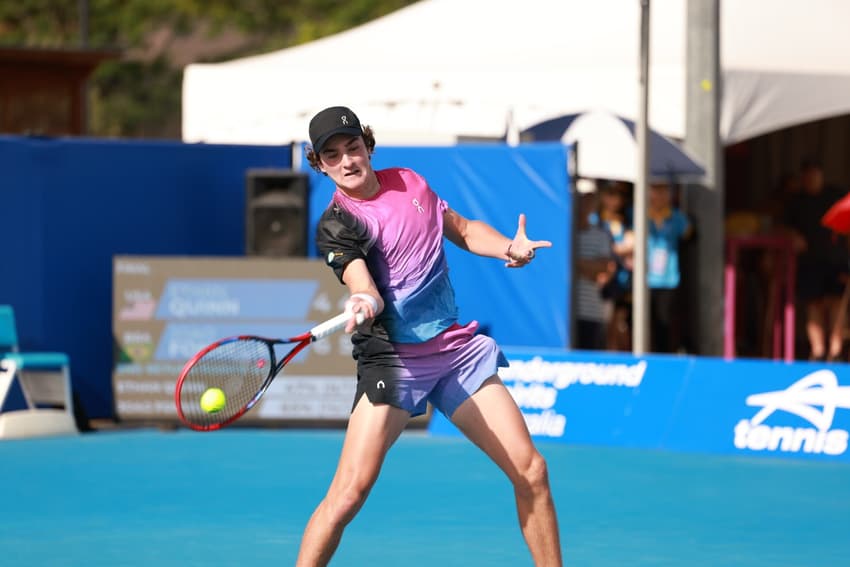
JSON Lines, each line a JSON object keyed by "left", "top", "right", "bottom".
{"left": 200, "top": 387, "right": 226, "bottom": 414}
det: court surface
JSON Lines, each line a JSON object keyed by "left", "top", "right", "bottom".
{"left": 1, "top": 429, "right": 848, "bottom": 566}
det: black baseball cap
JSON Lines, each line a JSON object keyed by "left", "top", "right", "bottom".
{"left": 308, "top": 106, "right": 363, "bottom": 153}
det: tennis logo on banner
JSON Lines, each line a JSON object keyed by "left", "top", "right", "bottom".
{"left": 734, "top": 369, "right": 850, "bottom": 456}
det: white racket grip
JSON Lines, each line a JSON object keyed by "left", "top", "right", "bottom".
{"left": 310, "top": 311, "right": 364, "bottom": 341}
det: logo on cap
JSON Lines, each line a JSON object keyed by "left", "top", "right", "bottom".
{"left": 341, "top": 116, "right": 349, "bottom": 125}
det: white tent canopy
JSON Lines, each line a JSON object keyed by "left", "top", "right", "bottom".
{"left": 182, "top": 0, "right": 850, "bottom": 147}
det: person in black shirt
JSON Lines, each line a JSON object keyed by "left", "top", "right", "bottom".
{"left": 783, "top": 158, "right": 850, "bottom": 361}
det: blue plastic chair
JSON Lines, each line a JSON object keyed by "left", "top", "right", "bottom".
{"left": 0, "top": 305, "right": 77, "bottom": 438}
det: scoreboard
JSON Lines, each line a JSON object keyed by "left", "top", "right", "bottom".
{"left": 112, "top": 256, "right": 357, "bottom": 425}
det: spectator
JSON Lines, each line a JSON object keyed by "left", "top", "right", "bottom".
{"left": 575, "top": 190, "right": 617, "bottom": 350}
{"left": 777, "top": 171, "right": 802, "bottom": 214}
{"left": 764, "top": 171, "right": 802, "bottom": 231}
{"left": 647, "top": 182, "right": 693, "bottom": 353}
{"left": 592, "top": 181, "right": 634, "bottom": 351}
{"left": 782, "top": 158, "right": 849, "bottom": 361}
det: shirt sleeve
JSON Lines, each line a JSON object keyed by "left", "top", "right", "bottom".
{"left": 674, "top": 210, "right": 691, "bottom": 239}
{"left": 315, "top": 204, "right": 372, "bottom": 283}
{"left": 437, "top": 194, "right": 449, "bottom": 213}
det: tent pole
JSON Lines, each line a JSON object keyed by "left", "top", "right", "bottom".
{"left": 633, "top": 0, "right": 651, "bottom": 355}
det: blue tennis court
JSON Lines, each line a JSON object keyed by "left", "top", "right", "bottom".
{"left": 1, "top": 429, "right": 848, "bottom": 566}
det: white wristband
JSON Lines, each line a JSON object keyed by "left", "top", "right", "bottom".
{"left": 349, "top": 292, "right": 380, "bottom": 314}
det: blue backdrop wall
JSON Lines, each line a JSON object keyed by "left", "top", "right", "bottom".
{"left": 0, "top": 136, "right": 291, "bottom": 419}
{"left": 302, "top": 143, "right": 572, "bottom": 351}
{"left": 1, "top": 137, "right": 571, "bottom": 421}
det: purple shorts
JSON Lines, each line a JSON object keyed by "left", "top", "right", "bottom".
{"left": 353, "top": 321, "right": 509, "bottom": 417}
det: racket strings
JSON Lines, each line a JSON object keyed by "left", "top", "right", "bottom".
{"left": 177, "top": 339, "right": 274, "bottom": 428}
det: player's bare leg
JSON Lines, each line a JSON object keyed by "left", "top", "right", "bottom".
{"left": 451, "top": 375, "right": 563, "bottom": 566}
{"left": 295, "top": 396, "right": 410, "bottom": 567}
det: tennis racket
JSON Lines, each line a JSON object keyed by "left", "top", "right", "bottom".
{"left": 174, "top": 311, "right": 363, "bottom": 431}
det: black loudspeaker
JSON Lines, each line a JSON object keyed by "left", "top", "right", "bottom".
{"left": 245, "top": 169, "right": 309, "bottom": 257}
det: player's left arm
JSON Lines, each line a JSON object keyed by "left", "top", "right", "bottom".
{"left": 443, "top": 208, "right": 552, "bottom": 268}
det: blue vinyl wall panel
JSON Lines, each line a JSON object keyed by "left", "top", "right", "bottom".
{"left": 303, "top": 143, "right": 572, "bottom": 351}
{"left": 0, "top": 136, "right": 291, "bottom": 418}
{"left": 1, "top": 137, "right": 570, "bottom": 421}
{"left": 430, "top": 349, "right": 850, "bottom": 463}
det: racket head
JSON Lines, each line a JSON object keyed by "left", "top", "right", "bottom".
{"left": 175, "top": 311, "right": 356, "bottom": 431}
{"left": 175, "top": 336, "right": 286, "bottom": 431}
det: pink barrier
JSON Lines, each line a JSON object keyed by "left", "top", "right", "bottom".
{"left": 724, "top": 235, "right": 796, "bottom": 362}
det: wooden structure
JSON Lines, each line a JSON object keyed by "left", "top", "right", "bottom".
{"left": 0, "top": 47, "right": 119, "bottom": 136}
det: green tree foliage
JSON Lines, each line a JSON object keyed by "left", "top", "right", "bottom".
{"left": 0, "top": 0, "right": 418, "bottom": 138}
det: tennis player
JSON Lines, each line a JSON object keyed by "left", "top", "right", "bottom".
{"left": 297, "top": 106, "right": 562, "bottom": 566}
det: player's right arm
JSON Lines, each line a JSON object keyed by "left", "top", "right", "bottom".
{"left": 341, "top": 259, "right": 384, "bottom": 332}
{"left": 316, "top": 204, "right": 384, "bottom": 331}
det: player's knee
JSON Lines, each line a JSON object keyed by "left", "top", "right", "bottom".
{"left": 514, "top": 452, "right": 551, "bottom": 499}
{"left": 328, "top": 481, "right": 372, "bottom": 524}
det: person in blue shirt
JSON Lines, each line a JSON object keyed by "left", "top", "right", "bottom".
{"left": 592, "top": 181, "right": 634, "bottom": 351}
{"left": 647, "top": 182, "right": 693, "bottom": 353}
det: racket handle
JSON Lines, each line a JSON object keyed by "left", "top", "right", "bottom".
{"left": 310, "top": 311, "right": 365, "bottom": 341}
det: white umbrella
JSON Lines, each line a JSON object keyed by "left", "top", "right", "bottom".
{"left": 522, "top": 109, "right": 705, "bottom": 183}
{"left": 525, "top": 107, "right": 704, "bottom": 355}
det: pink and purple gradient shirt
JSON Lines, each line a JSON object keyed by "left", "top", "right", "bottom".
{"left": 316, "top": 167, "right": 507, "bottom": 417}
{"left": 316, "top": 167, "right": 459, "bottom": 343}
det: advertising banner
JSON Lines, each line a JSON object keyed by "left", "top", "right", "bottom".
{"left": 428, "top": 349, "right": 850, "bottom": 463}
{"left": 428, "top": 350, "right": 692, "bottom": 449}
{"left": 665, "top": 359, "right": 850, "bottom": 460}
{"left": 112, "top": 256, "right": 356, "bottom": 424}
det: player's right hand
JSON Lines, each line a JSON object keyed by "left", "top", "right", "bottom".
{"left": 344, "top": 293, "right": 381, "bottom": 332}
